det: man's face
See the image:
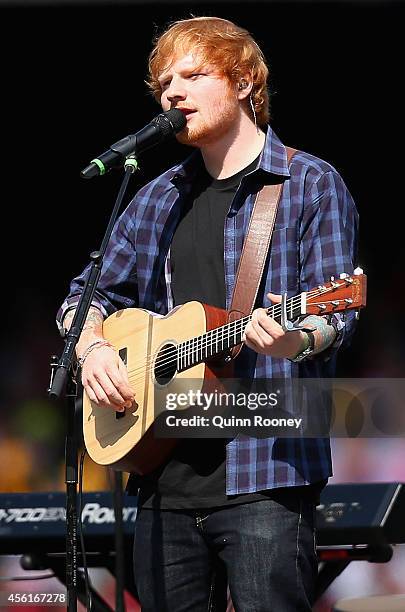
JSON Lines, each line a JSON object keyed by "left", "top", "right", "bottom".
{"left": 158, "top": 52, "right": 240, "bottom": 147}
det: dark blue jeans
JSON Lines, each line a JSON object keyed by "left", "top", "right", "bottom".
{"left": 133, "top": 490, "right": 317, "bottom": 612}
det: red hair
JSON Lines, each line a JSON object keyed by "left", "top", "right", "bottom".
{"left": 147, "top": 16, "right": 270, "bottom": 126}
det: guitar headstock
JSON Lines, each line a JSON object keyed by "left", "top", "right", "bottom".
{"left": 306, "top": 269, "right": 367, "bottom": 315}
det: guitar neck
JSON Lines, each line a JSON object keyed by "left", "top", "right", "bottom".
{"left": 175, "top": 271, "right": 367, "bottom": 372}
{"left": 176, "top": 298, "right": 301, "bottom": 372}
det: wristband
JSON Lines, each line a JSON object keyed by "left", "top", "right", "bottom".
{"left": 288, "top": 331, "right": 315, "bottom": 363}
{"left": 77, "top": 340, "right": 114, "bottom": 367}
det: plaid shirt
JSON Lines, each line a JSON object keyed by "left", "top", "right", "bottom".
{"left": 57, "top": 127, "right": 359, "bottom": 494}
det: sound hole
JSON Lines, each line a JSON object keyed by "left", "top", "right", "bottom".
{"left": 116, "top": 347, "right": 128, "bottom": 419}
{"left": 154, "top": 343, "right": 177, "bottom": 385}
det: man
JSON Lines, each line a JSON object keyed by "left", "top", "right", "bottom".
{"left": 58, "top": 16, "right": 359, "bottom": 611}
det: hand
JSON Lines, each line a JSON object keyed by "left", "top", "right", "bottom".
{"left": 242, "top": 292, "right": 306, "bottom": 358}
{"left": 81, "top": 345, "right": 135, "bottom": 412}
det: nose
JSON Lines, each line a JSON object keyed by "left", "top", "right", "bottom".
{"left": 165, "top": 79, "right": 187, "bottom": 104}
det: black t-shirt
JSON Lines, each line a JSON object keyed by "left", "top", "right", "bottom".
{"left": 136, "top": 157, "right": 325, "bottom": 509}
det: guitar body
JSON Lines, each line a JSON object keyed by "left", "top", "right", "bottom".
{"left": 82, "top": 271, "right": 366, "bottom": 474}
{"left": 82, "top": 301, "right": 232, "bottom": 474}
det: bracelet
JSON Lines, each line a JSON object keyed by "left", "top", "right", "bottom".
{"left": 288, "top": 331, "right": 315, "bottom": 363}
{"left": 77, "top": 340, "right": 115, "bottom": 367}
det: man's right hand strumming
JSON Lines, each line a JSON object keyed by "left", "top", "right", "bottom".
{"left": 63, "top": 306, "right": 135, "bottom": 412}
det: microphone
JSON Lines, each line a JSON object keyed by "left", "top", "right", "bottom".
{"left": 80, "top": 108, "right": 186, "bottom": 179}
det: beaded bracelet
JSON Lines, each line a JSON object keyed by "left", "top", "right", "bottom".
{"left": 77, "top": 340, "right": 115, "bottom": 368}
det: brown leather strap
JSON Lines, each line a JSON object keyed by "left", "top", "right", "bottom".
{"left": 228, "top": 146, "right": 297, "bottom": 358}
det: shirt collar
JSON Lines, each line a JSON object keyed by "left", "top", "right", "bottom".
{"left": 169, "top": 125, "right": 291, "bottom": 185}
{"left": 257, "top": 126, "right": 291, "bottom": 178}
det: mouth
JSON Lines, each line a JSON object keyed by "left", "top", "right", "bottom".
{"left": 176, "top": 108, "right": 196, "bottom": 118}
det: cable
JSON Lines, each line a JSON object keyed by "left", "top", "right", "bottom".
{"left": 78, "top": 449, "right": 93, "bottom": 611}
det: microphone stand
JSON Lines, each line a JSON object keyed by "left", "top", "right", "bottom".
{"left": 113, "top": 471, "right": 125, "bottom": 612}
{"left": 48, "top": 159, "right": 138, "bottom": 612}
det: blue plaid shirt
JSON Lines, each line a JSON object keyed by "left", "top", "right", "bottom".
{"left": 58, "top": 127, "right": 359, "bottom": 494}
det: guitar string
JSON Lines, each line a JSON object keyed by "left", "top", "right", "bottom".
{"left": 127, "top": 297, "right": 352, "bottom": 383}
{"left": 124, "top": 290, "right": 310, "bottom": 376}
{"left": 125, "top": 290, "right": 350, "bottom": 379}
{"left": 124, "top": 289, "right": 351, "bottom": 382}
{"left": 124, "top": 284, "right": 340, "bottom": 374}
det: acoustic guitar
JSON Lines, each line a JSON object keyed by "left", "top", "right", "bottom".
{"left": 83, "top": 271, "right": 366, "bottom": 473}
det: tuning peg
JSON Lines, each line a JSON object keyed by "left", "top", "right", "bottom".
{"left": 339, "top": 272, "right": 354, "bottom": 285}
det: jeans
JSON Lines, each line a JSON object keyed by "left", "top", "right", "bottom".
{"left": 133, "top": 489, "right": 317, "bottom": 612}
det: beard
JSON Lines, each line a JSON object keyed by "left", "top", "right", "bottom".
{"left": 176, "top": 94, "right": 240, "bottom": 147}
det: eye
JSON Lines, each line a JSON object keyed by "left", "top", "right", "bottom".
{"left": 159, "top": 75, "right": 172, "bottom": 89}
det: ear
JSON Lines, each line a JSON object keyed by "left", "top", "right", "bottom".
{"left": 236, "top": 76, "right": 253, "bottom": 100}
{"left": 236, "top": 81, "right": 253, "bottom": 100}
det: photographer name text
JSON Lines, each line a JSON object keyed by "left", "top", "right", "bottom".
{"left": 165, "top": 414, "right": 302, "bottom": 430}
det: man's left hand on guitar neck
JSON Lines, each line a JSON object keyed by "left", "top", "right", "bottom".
{"left": 242, "top": 292, "right": 337, "bottom": 360}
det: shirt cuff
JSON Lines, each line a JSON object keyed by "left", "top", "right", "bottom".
{"left": 56, "top": 297, "right": 108, "bottom": 336}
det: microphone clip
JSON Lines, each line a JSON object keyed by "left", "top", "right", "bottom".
{"left": 124, "top": 155, "right": 139, "bottom": 174}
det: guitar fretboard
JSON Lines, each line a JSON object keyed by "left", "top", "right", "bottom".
{"left": 176, "top": 299, "right": 301, "bottom": 372}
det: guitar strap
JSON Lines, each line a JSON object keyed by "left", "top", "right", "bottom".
{"left": 228, "top": 146, "right": 297, "bottom": 359}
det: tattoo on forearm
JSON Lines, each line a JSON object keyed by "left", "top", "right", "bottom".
{"left": 63, "top": 306, "right": 104, "bottom": 333}
{"left": 301, "top": 315, "right": 337, "bottom": 354}
{"left": 84, "top": 307, "right": 104, "bottom": 327}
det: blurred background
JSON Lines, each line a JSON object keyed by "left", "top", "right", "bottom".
{"left": 0, "top": 0, "right": 404, "bottom": 610}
